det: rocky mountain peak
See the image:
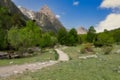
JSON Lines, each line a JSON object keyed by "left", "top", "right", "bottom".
{"left": 19, "top": 5, "right": 64, "bottom": 32}
{"left": 77, "top": 27, "right": 88, "bottom": 34}
{"left": 39, "top": 5, "right": 56, "bottom": 21}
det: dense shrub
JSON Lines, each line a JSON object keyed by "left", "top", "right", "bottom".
{"left": 80, "top": 43, "right": 94, "bottom": 54}
{"left": 78, "top": 34, "right": 87, "bottom": 44}
{"left": 102, "top": 46, "right": 113, "bottom": 55}
{"left": 8, "top": 21, "right": 42, "bottom": 56}
{"left": 94, "top": 32, "right": 114, "bottom": 47}
{"left": 0, "top": 27, "right": 7, "bottom": 50}
{"left": 8, "top": 21, "right": 41, "bottom": 49}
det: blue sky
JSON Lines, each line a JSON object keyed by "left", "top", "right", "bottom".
{"left": 12, "top": 0, "right": 117, "bottom": 30}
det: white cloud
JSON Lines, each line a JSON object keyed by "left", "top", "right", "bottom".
{"left": 73, "top": 1, "right": 79, "bottom": 6}
{"left": 56, "top": 15, "right": 61, "bottom": 18}
{"left": 100, "top": 0, "right": 120, "bottom": 9}
{"left": 96, "top": 0, "right": 120, "bottom": 32}
{"left": 96, "top": 13, "right": 120, "bottom": 32}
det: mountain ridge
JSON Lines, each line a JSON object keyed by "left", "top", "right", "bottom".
{"left": 19, "top": 5, "right": 64, "bottom": 32}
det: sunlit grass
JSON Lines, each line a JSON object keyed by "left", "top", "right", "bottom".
{"left": 3, "top": 53, "right": 120, "bottom": 80}
{"left": 0, "top": 49, "right": 57, "bottom": 66}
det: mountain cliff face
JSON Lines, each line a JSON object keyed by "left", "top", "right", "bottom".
{"left": 0, "top": 0, "right": 28, "bottom": 30}
{"left": 18, "top": 6, "right": 35, "bottom": 20}
{"left": 19, "top": 5, "right": 64, "bottom": 32}
{"left": 77, "top": 27, "right": 88, "bottom": 34}
{"left": 0, "top": 0, "right": 27, "bottom": 21}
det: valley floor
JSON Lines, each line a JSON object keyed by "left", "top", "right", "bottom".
{"left": 1, "top": 45, "right": 120, "bottom": 80}
{"left": 0, "top": 49, "right": 69, "bottom": 78}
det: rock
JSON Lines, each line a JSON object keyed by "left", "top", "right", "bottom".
{"left": 118, "top": 71, "right": 120, "bottom": 73}
{"left": 115, "top": 50, "right": 120, "bottom": 54}
{"left": 79, "top": 55, "right": 98, "bottom": 59}
{"left": 9, "top": 61, "right": 14, "bottom": 64}
{"left": 13, "top": 71, "right": 18, "bottom": 74}
{"left": 0, "top": 52, "right": 8, "bottom": 59}
{"left": 27, "top": 47, "right": 41, "bottom": 53}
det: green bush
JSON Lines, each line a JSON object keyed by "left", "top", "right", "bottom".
{"left": 103, "top": 46, "right": 113, "bottom": 55}
{"left": 80, "top": 43, "right": 94, "bottom": 54}
{"left": 0, "top": 27, "right": 7, "bottom": 50}
{"left": 94, "top": 32, "right": 114, "bottom": 47}
{"left": 54, "top": 50, "right": 59, "bottom": 60}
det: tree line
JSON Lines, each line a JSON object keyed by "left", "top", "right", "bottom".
{"left": 1, "top": 6, "right": 120, "bottom": 56}
{"left": 58, "top": 26, "right": 120, "bottom": 47}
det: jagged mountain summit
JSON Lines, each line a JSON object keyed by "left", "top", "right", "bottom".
{"left": 19, "top": 5, "right": 64, "bottom": 32}
{"left": 77, "top": 27, "right": 88, "bottom": 34}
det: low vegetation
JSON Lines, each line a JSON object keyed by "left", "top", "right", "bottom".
{"left": 2, "top": 50, "right": 120, "bottom": 80}
{"left": 0, "top": 49, "right": 57, "bottom": 66}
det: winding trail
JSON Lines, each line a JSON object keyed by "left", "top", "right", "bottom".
{"left": 0, "top": 61, "right": 57, "bottom": 77}
{"left": 55, "top": 49, "right": 69, "bottom": 61}
{"left": 0, "top": 49, "right": 69, "bottom": 77}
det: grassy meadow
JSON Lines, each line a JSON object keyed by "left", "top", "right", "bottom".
{"left": 0, "top": 49, "right": 58, "bottom": 66}
{"left": 1, "top": 45, "right": 120, "bottom": 80}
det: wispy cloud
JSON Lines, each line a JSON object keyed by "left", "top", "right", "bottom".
{"left": 56, "top": 14, "right": 61, "bottom": 18}
{"left": 73, "top": 1, "right": 79, "bottom": 6}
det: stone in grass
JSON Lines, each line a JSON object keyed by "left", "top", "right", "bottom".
{"left": 115, "top": 50, "right": 120, "bottom": 54}
{"left": 118, "top": 71, "right": 120, "bottom": 74}
{"left": 79, "top": 55, "right": 98, "bottom": 59}
{"left": 9, "top": 61, "right": 14, "bottom": 64}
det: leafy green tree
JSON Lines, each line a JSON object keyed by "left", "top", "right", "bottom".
{"left": 40, "top": 33, "right": 51, "bottom": 48}
{"left": 57, "top": 28, "right": 68, "bottom": 45}
{"left": 0, "top": 7, "right": 25, "bottom": 30}
{"left": 78, "top": 34, "right": 87, "bottom": 43}
{"left": 8, "top": 21, "right": 41, "bottom": 51}
{"left": 0, "top": 27, "right": 7, "bottom": 50}
{"left": 0, "top": 7, "right": 11, "bottom": 30}
{"left": 8, "top": 27, "right": 20, "bottom": 50}
{"left": 78, "top": 35, "right": 82, "bottom": 44}
{"left": 68, "top": 28, "right": 78, "bottom": 45}
{"left": 113, "top": 29, "right": 120, "bottom": 43}
{"left": 87, "top": 26, "right": 96, "bottom": 43}
{"left": 20, "top": 21, "right": 41, "bottom": 47}
{"left": 40, "top": 33, "right": 57, "bottom": 48}
{"left": 11, "top": 13, "right": 25, "bottom": 27}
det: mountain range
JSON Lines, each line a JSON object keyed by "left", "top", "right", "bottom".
{"left": 0, "top": 0, "right": 64, "bottom": 32}
{"left": 19, "top": 5, "right": 64, "bottom": 32}
{"left": 0, "top": 0, "right": 88, "bottom": 34}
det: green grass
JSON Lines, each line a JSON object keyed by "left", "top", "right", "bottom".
{"left": 60, "top": 45, "right": 82, "bottom": 60}
{"left": 0, "top": 49, "right": 57, "bottom": 66}
{"left": 2, "top": 53, "right": 120, "bottom": 80}
{"left": 1, "top": 45, "right": 120, "bottom": 80}
{"left": 61, "top": 45, "right": 99, "bottom": 60}
{"left": 61, "top": 44, "right": 120, "bottom": 60}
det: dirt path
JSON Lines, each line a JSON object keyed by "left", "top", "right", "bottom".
{"left": 0, "top": 49, "right": 69, "bottom": 77}
{"left": 55, "top": 49, "right": 69, "bottom": 61}
{"left": 0, "top": 61, "right": 57, "bottom": 77}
